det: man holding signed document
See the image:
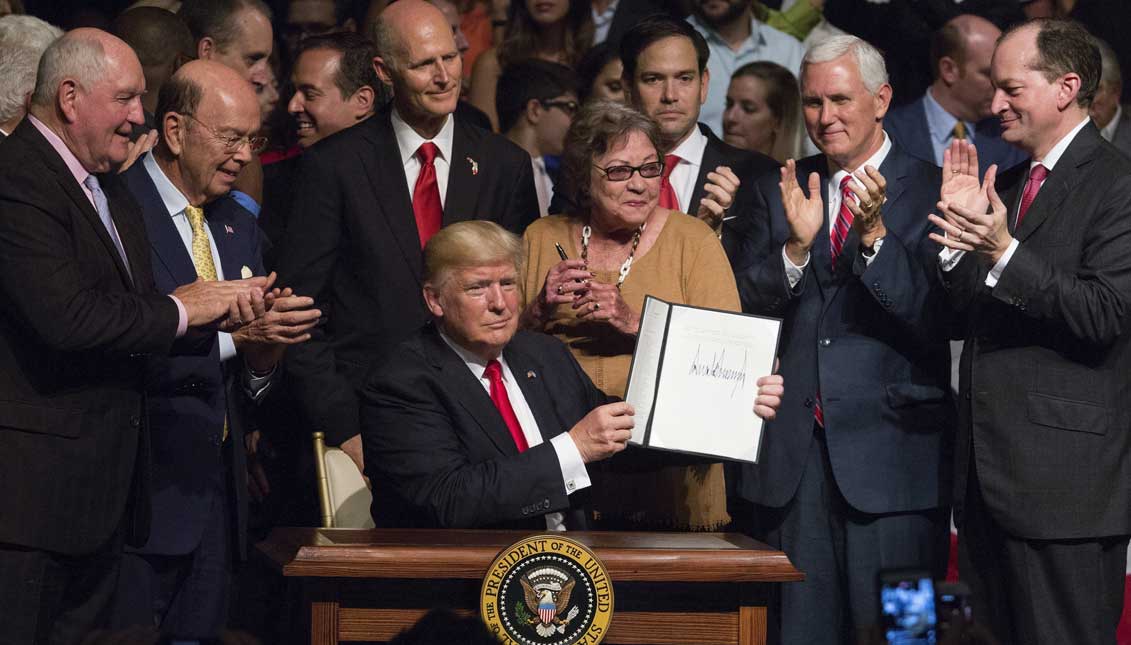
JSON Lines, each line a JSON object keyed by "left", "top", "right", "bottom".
{"left": 729, "top": 35, "right": 953, "bottom": 645}
{"left": 360, "top": 221, "right": 783, "bottom": 530}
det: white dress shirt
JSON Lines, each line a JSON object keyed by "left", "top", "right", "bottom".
{"left": 939, "top": 117, "right": 1091, "bottom": 288}
{"left": 591, "top": 0, "right": 619, "bottom": 44}
{"left": 783, "top": 132, "right": 893, "bottom": 287}
{"left": 142, "top": 152, "right": 273, "bottom": 394}
{"left": 666, "top": 125, "right": 708, "bottom": 213}
{"left": 532, "top": 156, "right": 553, "bottom": 218}
{"left": 440, "top": 332, "right": 591, "bottom": 531}
{"left": 392, "top": 109, "right": 456, "bottom": 208}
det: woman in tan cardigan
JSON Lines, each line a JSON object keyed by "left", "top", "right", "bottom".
{"left": 520, "top": 101, "right": 741, "bottom": 530}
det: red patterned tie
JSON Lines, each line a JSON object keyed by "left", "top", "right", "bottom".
{"left": 658, "top": 154, "right": 681, "bottom": 210}
{"left": 829, "top": 175, "right": 855, "bottom": 267}
{"left": 484, "top": 360, "right": 529, "bottom": 452}
{"left": 1015, "top": 164, "right": 1048, "bottom": 228}
{"left": 413, "top": 142, "right": 442, "bottom": 247}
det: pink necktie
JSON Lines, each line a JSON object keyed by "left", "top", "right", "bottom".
{"left": 484, "top": 360, "right": 529, "bottom": 453}
{"left": 1016, "top": 164, "right": 1048, "bottom": 228}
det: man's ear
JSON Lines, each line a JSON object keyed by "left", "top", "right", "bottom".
{"left": 57, "top": 79, "right": 79, "bottom": 124}
{"left": 373, "top": 55, "right": 394, "bottom": 87}
{"left": 423, "top": 283, "right": 444, "bottom": 317}
{"left": 874, "top": 83, "right": 893, "bottom": 121}
{"left": 197, "top": 37, "right": 214, "bottom": 61}
{"left": 1057, "top": 72, "right": 1082, "bottom": 111}
{"left": 524, "top": 98, "right": 543, "bottom": 125}
{"left": 351, "top": 86, "right": 377, "bottom": 118}
{"left": 938, "top": 56, "right": 960, "bottom": 85}
{"left": 162, "top": 112, "right": 186, "bottom": 157}
{"left": 698, "top": 66, "right": 710, "bottom": 106}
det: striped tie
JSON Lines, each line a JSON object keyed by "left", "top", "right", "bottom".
{"left": 829, "top": 175, "right": 855, "bottom": 267}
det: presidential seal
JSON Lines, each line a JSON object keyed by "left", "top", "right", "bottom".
{"left": 480, "top": 534, "right": 614, "bottom": 645}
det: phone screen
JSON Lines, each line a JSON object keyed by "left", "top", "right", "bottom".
{"left": 880, "top": 574, "right": 937, "bottom": 645}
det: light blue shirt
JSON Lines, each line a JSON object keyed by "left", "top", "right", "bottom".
{"left": 688, "top": 13, "right": 805, "bottom": 138}
{"left": 591, "top": 0, "right": 619, "bottom": 44}
{"left": 922, "top": 88, "right": 977, "bottom": 167}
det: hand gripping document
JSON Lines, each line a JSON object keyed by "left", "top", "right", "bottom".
{"left": 624, "top": 296, "right": 782, "bottom": 464}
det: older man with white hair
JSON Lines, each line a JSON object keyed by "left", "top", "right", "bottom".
{"left": 0, "top": 14, "right": 62, "bottom": 138}
{"left": 731, "top": 34, "right": 953, "bottom": 645}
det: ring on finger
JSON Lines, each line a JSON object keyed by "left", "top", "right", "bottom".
{"left": 557, "top": 284, "right": 564, "bottom": 295}
{"left": 593, "top": 302, "right": 600, "bottom": 311}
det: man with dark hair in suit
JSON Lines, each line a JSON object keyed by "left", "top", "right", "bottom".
{"left": 276, "top": 0, "right": 540, "bottom": 477}
{"left": 0, "top": 29, "right": 266, "bottom": 642}
{"left": 362, "top": 220, "right": 784, "bottom": 529}
{"left": 885, "top": 14, "right": 1026, "bottom": 176}
{"left": 111, "top": 60, "right": 319, "bottom": 638}
{"left": 932, "top": 18, "right": 1131, "bottom": 645}
{"left": 731, "top": 34, "right": 953, "bottom": 645}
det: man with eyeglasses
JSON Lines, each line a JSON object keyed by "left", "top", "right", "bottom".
{"left": 498, "top": 60, "right": 579, "bottom": 218}
{"left": 111, "top": 60, "right": 320, "bottom": 637}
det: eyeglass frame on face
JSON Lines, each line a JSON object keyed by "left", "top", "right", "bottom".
{"left": 592, "top": 159, "right": 664, "bottom": 182}
{"left": 178, "top": 113, "right": 268, "bottom": 154}
{"left": 539, "top": 98, "right": 579, "bottom": 116}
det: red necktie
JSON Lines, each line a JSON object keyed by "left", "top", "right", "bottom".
{"left": 1015, "top": 164, "right": 1048, "bottom": 228}
{"left": 829, "top": 175, "right": 855, "bottom": 267}
{"left": 413, "top": 142, "right": 442, "bottom": 247}
{"left": 484, "top": 360, "right": 529, "bottom": 452}
{"left": 659, "top": 154, "right": 681, "bottom": 211}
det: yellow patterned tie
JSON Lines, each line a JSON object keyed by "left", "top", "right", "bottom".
{"left": 185, "top": 205, "right": 218, "bottom": 281}
{"left": 952, "top": 121, "right": 967, "bottom": 141}
{"left": 185, "top": 205, "right": 228, "bottom": 442}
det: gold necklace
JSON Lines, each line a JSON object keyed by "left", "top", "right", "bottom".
{"left": 580, "top": 223, "right": 645, "bottom": 290}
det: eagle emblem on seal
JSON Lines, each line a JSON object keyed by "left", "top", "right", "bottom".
{"left": 519, "top": 567, "right": 581, "bottom": 637}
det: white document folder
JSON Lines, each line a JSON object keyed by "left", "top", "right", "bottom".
{"left": 624, "top": 296, "right": 782, "bottom": 463}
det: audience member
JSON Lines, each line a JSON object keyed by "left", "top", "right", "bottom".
{"left": 110, "top": 60, "right": 319, "bottom": 638}
{"left": 686, "top": 0, "right": 805, "bottom": 138}
{"left": 731, "top": 34, "right": 952, "bottom": 645}
{"left": 932, "top": 19, "right": 1131, "bottom": 645}
{"left": 365, "top": 219, "right": 783, "bottom": 528}
{"left": 498, "top": 59, "right": 579, "bottom": 217}
{"left": 522, "top": 101, "right": 739, "bottom": 530}
{"left": 180, "top": 0, "right": 275, "bottom": 210}
{"left": 576, "top": 41, "right": 625, "bottom": 104}
{"left": 0, "top": 14, "right": 62, "bottom": 139}
{"left": 276, "top": 0, "right": 539, "bottom": 476}
{"left": 722, "top": 60, "right": 802, "bottom": 162}
{"left": 282, "top": 0, "right": 357, "bottom": 58}
{"left": 468, "top": 0, "right": 594, "bottom": 130}
{"left": 606, "top": 16, "right": 778, "bottom": 263}
{"left": 1092, "top": 36, "right": 1131, "bottom": 156}
{"left": 111, "top": 7, "right": 195, "bottom": 129}
{"left": 0, "top": 28, "right": 266, "bottom": 642}
{"left": 885, "top": 14, "right": 1026, "bottom": 175}
{"left": 427, "top": 0, "right": 472, "bottom": 89}
{"left": 591, "top": 0, "right": 666, "bottom": 47}
{"left": 0, "top": 0, "right": 22, "bottom": 16}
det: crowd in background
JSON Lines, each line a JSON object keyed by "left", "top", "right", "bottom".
{"left": 3, "top": 0, "right": 1131, "bottom": 644}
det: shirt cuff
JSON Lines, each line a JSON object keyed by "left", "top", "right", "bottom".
{"left": 218, "top": 332, "right": 236, "bottom": 362}
{"left": 550, "top": 433, "right": 590, "bottom": 496}
{"left": 169, "top": 295, "right": 188, "bottom": 338}
{"left": 243, "top": 362, "right": 275, "bottom": 401}
{"left": 861, "top": 237, "right": 884, "bottom": 266}
{"left": 985, "top": 239, "right": 1019, "bottom": 288}
{"left": 781, "top": 245, "right": 809, "bottom": 289}
{"left": 939, "top": 247, "right": 965, "bottom": 272}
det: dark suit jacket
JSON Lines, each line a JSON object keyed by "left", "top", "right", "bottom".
{"left": 0, "top": 120, "right": 182, "bottom": 555}
{"left": 549, "top": 124, "right": 779, "bottom": 275}
{"left": 884, "top": 95, "right": 1027, "bottom": 176}
{"left": 731, "top": 143, "right": 953, "bottom": 514}
{"left": 122, "top": 158, "right": 267, "bottom": 559}
{"left": 943, "top": 124, "right": 1131, "bottom": 540}
{"left": 360, "top": 326, "right": 612, "bottom": 529}
{"left": 603, "top": 0, "right": 669, "bottom": 47}
{"left": 1109, "top": 107, "right": 1131, "bottom": 159}
{"left": 276, "top": 108, "right": 540, "bottom": 446}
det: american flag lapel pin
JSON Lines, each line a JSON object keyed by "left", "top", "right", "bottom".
{"left": 224, "top": 224, "right": 235, "bottom": 234}
{"left": 526, "top": 370, "right": 536, "bottom": 379}
{"left": 467, "top": 156, "right": 479, "bottom": 175}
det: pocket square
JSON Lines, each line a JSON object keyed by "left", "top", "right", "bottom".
{"left": 240, "top": 265, "right": 253, "bottom": 279}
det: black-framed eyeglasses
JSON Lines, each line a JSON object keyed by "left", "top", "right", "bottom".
{"left": 592, "top": 160, "right": 664, "bottom": 182}
{"left": 540, "top": 99, "right": 579, "bottom": 116}
{"left": 180, "top": 113, "right": 268, "bottom": 154}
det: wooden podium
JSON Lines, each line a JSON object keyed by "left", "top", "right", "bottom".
{"left": 257, "top": 528, "right": 802, "bottom": 645}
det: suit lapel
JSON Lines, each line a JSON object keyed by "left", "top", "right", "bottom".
{"left": 359, "top": 113, "right": 424, "bottom": 285}
{"left": 445, "top": 119, "right": 481, "bottom": 225}
{"left": 207, "top": 201, "right": 242, "bottom": 281}
{"left": 907, "top": 98, "right": 937, "bottom": 165}
{"left": 503, "top": 340, "right": 561, "bottom": 444}
{"left": 690, "top": 126, "right": 723, "bottom": 216}
{"left": 126, "top": 161, "right": 199, "bottom": 286}
{"left": 423, "top": 326, "right": 520, "bottom": 457}
{"left": 1012, "top": 128, "right": 1102, "bottom": 242}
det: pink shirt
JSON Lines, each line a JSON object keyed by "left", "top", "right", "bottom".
{"left": 27, "top": 114, "right": 188, "bottom": 336}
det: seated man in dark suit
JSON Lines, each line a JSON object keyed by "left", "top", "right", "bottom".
{"left": 884, "top": 14, "right": 1026, "bottom": 175}
{"left": 112, "top": 60, "right": 320, "bottom": 638}
{"left": 361, "top": 221, "right": 783, "bottom": 529}
{"left": 277, "top": 0, "right": 540, "bottom": 479}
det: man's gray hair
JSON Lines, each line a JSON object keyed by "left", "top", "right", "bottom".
{"left": 370, "top": 15, "right": 403, "bottom": 74}
{"left": 1095, "top": 36, "right": 1122, "bottom": 90}
{"left": 0, "top": 15, "right": 62, "bottom": 122}
{"left": 802, "top": 34, "right": 889, "bottom": 94}
{"left": 30, "top": 32, "right": 110, "bottom": 109}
